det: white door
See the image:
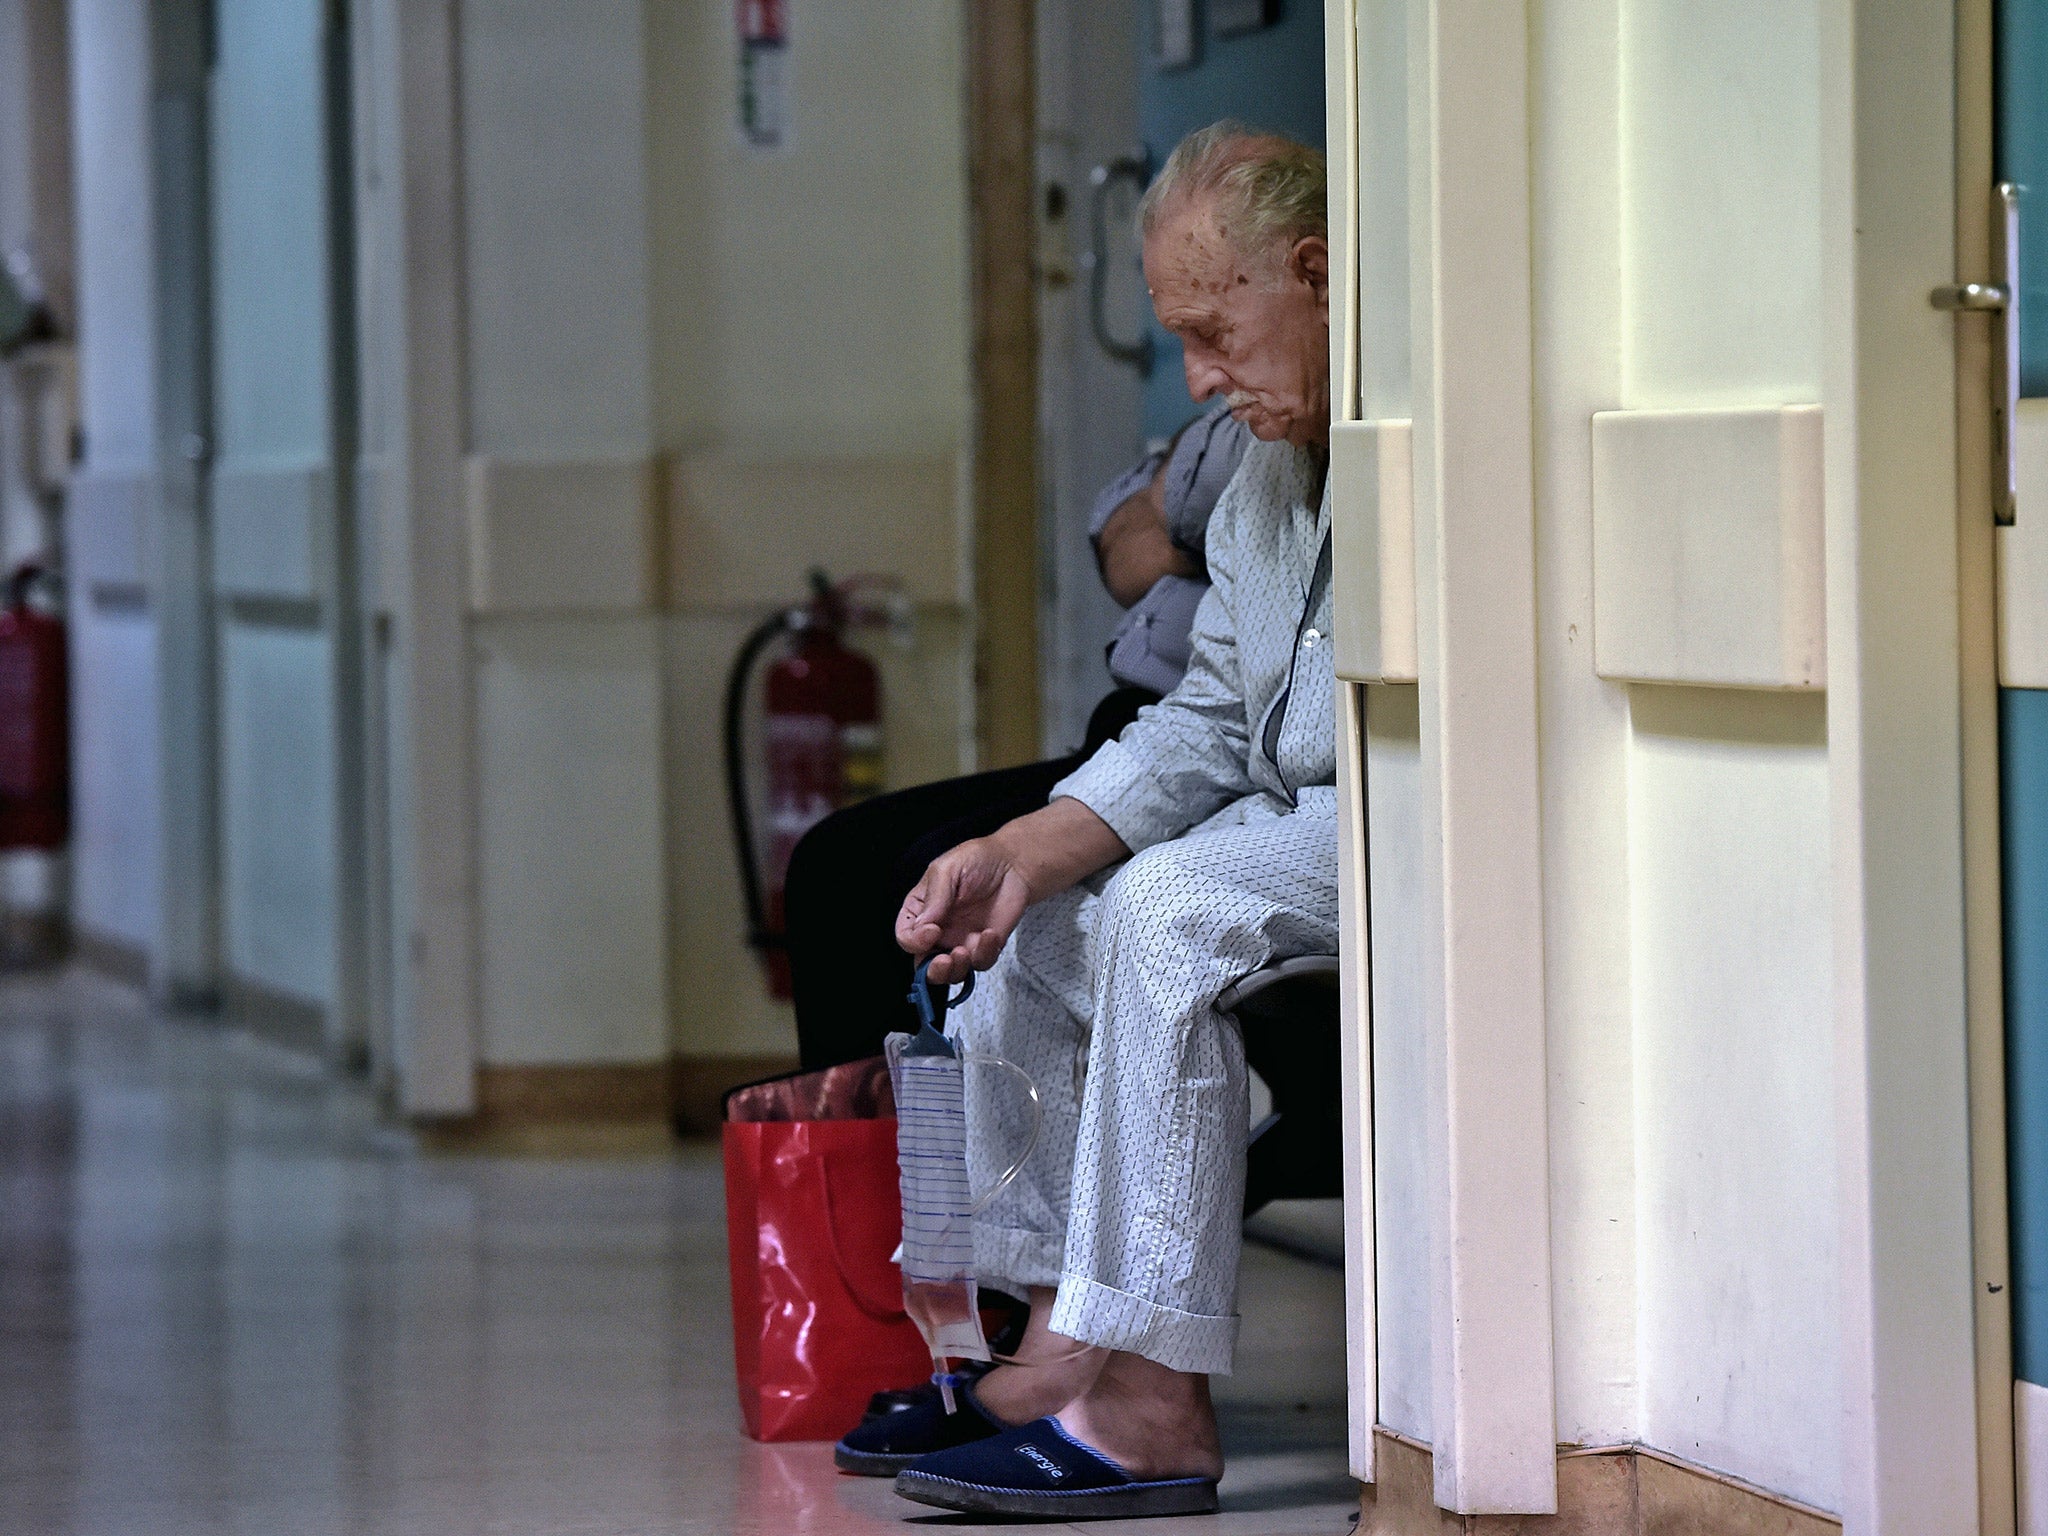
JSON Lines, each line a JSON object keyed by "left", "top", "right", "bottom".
{"left": 1330, "top": 2, "right": 1988, "bottom": 1529}
{"left": 207, "top": 0, "right": 365, "bottom": 1053}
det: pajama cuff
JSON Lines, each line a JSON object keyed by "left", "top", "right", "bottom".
{"left": 1047, "top": 1275, "right": 1241, "bottom": 1376}
{"left": 975, "top": 1220, "right": 1065, "bottom": 1299}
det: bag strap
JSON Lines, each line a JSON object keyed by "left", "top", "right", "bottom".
{"left": 819, "top": 1155, "right": 912, "bottom": 1322}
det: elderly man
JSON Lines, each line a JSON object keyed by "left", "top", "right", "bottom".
{"left": 839, "top": 122, "right": 1333, "bottom": 1519}
{"left": 782, "top": 398, "right": 1251, "bottom": 1074}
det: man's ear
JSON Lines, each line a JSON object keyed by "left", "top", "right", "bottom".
{"left": 1291, "top": 236, "right": 1330, "bottom": 304}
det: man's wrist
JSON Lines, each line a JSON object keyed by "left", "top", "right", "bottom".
{"left": 989, "top": 820, "right": 1059, "bottom": 905}
{"left": 994, "top": 797, "right": 1126, "bottom": 905}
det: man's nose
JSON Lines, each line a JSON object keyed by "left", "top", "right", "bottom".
{"left": 1183, "top": 355, "right": 1229, "bottom": 404}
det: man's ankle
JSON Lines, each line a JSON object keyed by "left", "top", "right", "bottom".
{"left": 974, "top": 1350, "right": 1105, "bottom": 1426}
{"left": 1057, "top": 1353, "right": 1222, "bottom": 1481}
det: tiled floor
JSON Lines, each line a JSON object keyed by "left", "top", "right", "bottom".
{"left": 0, "top": 969, "right": 1358, "bottom": 1534}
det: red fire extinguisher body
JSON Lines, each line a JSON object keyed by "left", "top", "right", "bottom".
{"left": 761, "top": 623, "right": 880, "bottom": 998}
{"left": 0, "top": 579, "right": 68, "bottom": 851}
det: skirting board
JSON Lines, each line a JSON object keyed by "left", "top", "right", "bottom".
{"left": 475, "top": 1062, "right": 673, "bottom": 1125}
{"left": 222, "top": 974, "right": 328, "bottom": 1058}
{"left": 670, "top": 1053, "right": 801, "bottom": 1135}
{"left": 1361, "top": 1430, "right": 1840, "bottom": 1535}
{"left": 458, "top": 1054, "right": 800, "bottom": 1133}
{"left": 72, "top": 928, "right": 149, "bottom": 987}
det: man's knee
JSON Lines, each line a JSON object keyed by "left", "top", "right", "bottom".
{"left": 1098, "top": 839, "right": 1220, "bottom": 946}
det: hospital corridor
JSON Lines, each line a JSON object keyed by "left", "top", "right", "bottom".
{"left": 0, "top": 0, "right": 2040, "bottom": 1531}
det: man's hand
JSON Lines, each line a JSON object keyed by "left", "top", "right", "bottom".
{"left": 897, "top": 798, "right": 1131, "bottom": 983}
{"left": 895, "top": 837, "right": 1032, "bottom": 984}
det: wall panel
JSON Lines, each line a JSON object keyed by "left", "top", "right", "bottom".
{"left": 1628, "top": 687, "right": 1838, "bottom": 1509}
{"left": 474, "top": 617, "right": 666, "bottom": 1065}
{"left": 219, "top": 619, "right": 334, "bottom": 1003}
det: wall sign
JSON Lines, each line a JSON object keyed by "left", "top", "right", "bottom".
{"left": 737, "top": 0, "right": 789, "bottom": 151}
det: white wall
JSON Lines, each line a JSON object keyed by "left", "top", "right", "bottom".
{"left": 335, "top": 0, "right": 977, "bottom": 1089}
{"left": 456, "top": 0, "right": 666, "bottom": 1070}
{"left": 66, "top": 0, "right": 159, "bottom": 956}
{"left": 1611, "top": 1, "right": 1836, "bottom": 1506}
{"left": 654, "top": 0, "right": 970, "bottom": 461}
{"left": 1627, "top": 687, "right": 1836, "bottom": 1500}
{"left": 68, "top": 590, "right": 157, "bottom": 949}
{"left": 648, "top": 0, "right": 975, "bottom": 1061}
{"left": 67, "top": 0, "right": 152, "bottom": 476}
{"left": 1365, "top": 682, "right": 1430, "bottom": 1441}
{"left": 473, "top": 617, "right": 666, "bottom": 1065}
{"left": 1617, "top": 0, "right": 1821, "bottom": 412}
{"left": 1357, "top": 0, "right": 1843, "bottom": 1507}
{"left": 461, "top": 0, "right": 650, "bottom": 460}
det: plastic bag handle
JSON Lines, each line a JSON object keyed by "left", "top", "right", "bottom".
{"left": 819, "top": 1155, "right": 913, "bottom": 1322}
{"left": 960, "top": 1051, "right": 1042, "bottom": 1217}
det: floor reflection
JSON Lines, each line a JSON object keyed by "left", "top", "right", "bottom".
{"left": 0, "top": 970, "right": 1355, "bottom": 1534}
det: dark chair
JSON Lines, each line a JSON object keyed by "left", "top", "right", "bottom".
{"left": 1216, "top": 954, "right": 1343, "bottom": 1216}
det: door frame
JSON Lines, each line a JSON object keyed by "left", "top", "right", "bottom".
{"left": 1959, "top": 0, "right": 2019, "bottom": 1530}
{"left": 966, "top": 0, "right": 1042, "bottom": 771}
{"left": 147, "top": 0, "right": 223, "bottom": 1010}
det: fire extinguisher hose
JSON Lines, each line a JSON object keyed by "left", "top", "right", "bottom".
{"left": 724, "top": 606, "right": 799, "bottom": 953}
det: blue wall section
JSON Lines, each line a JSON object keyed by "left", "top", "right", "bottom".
{"left": 1139, "top": 3, "right": 1326, "bottom": 440}
{"left": 2004, "top": 0, "right": 2048, "bottom": 1385}
{"left": 2008, "top": 690, "right": 2048, "bottom": 1382}
{"left": 1999, "top": 0, "right": 2048, "bottom": 393}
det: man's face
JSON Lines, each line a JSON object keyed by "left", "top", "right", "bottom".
{"left": 1143, "top": 196, "right": 1330, "bottom": 450}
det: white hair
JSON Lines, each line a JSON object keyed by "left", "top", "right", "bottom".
{"left": 1137, "top": 120, "right": 1327, "bottom": 268}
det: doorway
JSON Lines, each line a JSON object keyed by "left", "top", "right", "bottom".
{"left": 145, "top": 0, "right": 370, "bottom": 1068}
{"left": 1032, "top": 0, "right": 1326, "bottom": 753}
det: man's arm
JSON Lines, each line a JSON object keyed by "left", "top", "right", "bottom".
{"left": 896, "top": 798, "right": 1129, "bottom": 984}
{"left": 1053, "top": 517, "right": 1258, "bottom": 854}
{"left": 1095, "top": 462, "right": 1200, "bottom": 607}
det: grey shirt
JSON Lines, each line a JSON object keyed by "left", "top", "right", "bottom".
{"left": 1088, "top": 404, "right": 1255, "bottom": 696}
{"left": 1057, "top": 438, "right": 1335, "bottom": 853}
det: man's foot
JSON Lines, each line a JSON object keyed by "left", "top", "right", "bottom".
{"left": 969, "top": 1285, "right": 1108, "bottom": 1426}
{"left": 1054, "top": 1350, "right": 1223, "bottom": 1481}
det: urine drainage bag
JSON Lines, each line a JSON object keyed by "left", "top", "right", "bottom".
{"left": 886, "top": 959, "right": 1040, "bottom": 1413}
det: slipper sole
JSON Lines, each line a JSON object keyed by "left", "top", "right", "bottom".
{"left": 833, "top": 1444, "right": 920, "bottom": 1477}
{"left": 894, "top": 1469, "right": 1221, "bottom": 1520}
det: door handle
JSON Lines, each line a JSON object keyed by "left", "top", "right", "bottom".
{"left": 1086, "top": 154, "right": 1154, "bottom": 377}
{"left": 1934, "top": 181, "right": 2021, "bottom": 525}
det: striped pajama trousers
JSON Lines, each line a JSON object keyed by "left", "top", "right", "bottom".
{"left": 955, "top": 786, "right": 1338, "bottom": 1375}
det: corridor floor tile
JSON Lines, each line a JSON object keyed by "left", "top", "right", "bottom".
{"left": 0, "top": 969, "right": 1357, "bottom": 1534}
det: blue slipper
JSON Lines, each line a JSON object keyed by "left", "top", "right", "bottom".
{"left": 894, "top": 1416, "right": 1220, "bottom": 1519}
{"left": 834, "top": 1377, "right": 1004, "bottom": 1476}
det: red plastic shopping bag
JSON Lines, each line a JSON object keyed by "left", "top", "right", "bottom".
{"left": 722, "top": 1064, "right": 933, "bottom": 1441}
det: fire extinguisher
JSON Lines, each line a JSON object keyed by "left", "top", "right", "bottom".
{"left": 0, "top": 562, "right": 68, "bottom": 851}
{"left": 725, "top": 570, "right": 885, "bottom": 998}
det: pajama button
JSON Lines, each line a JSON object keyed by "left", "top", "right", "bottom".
{"left": 1301, "top": 629, "right": 1321, "bottom": 648}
